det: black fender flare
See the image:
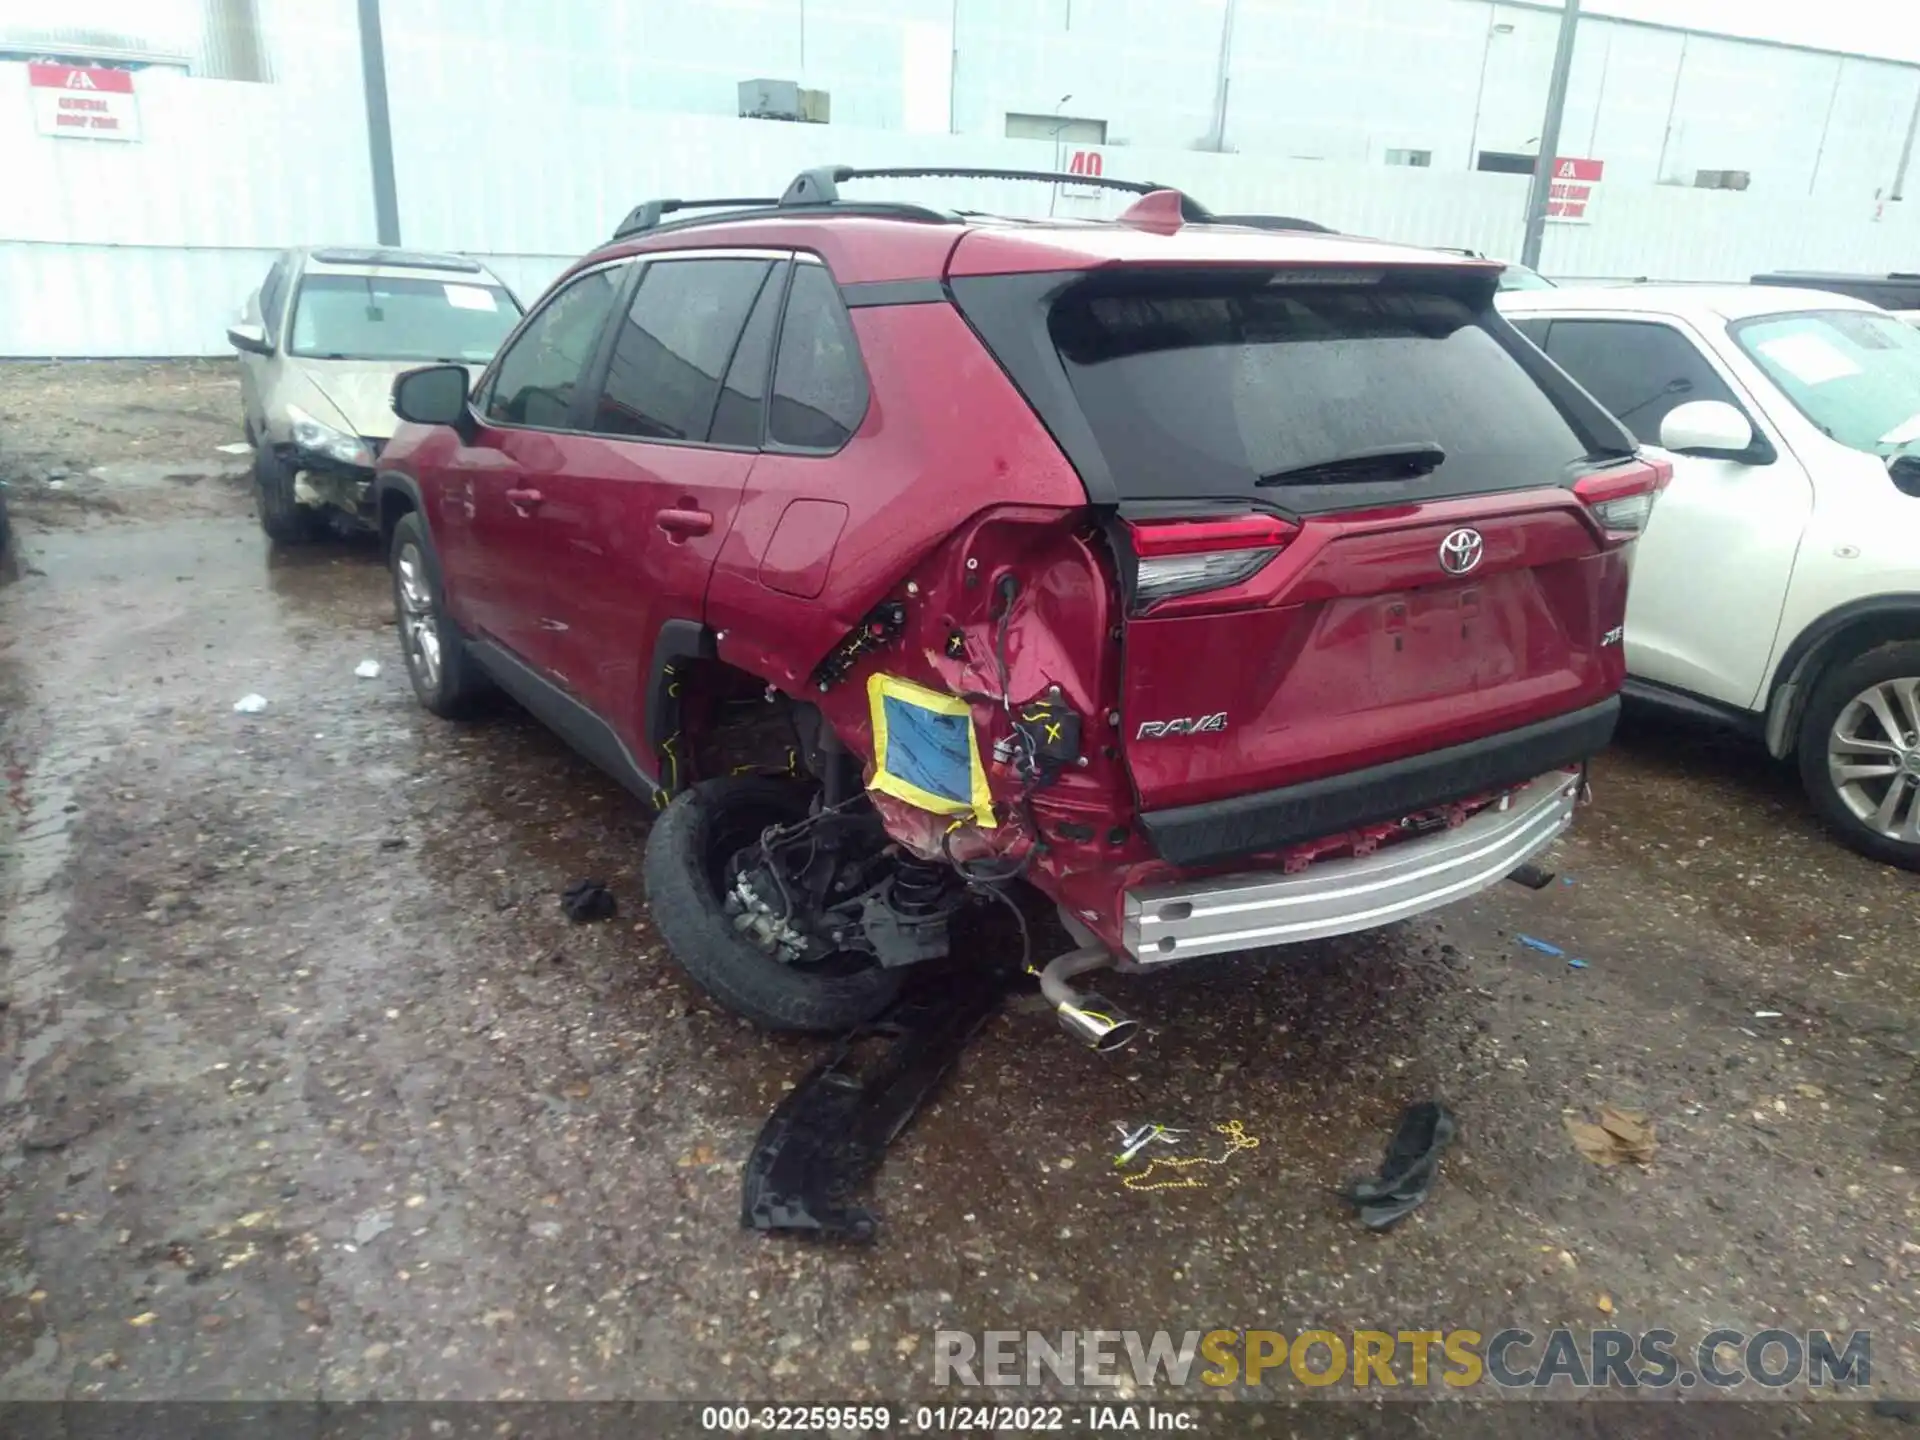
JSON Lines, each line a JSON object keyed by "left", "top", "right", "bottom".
{"left": 1764, "top": 593, "right": 1920, "bottom": 756}
{"left": 372, "top": 469, "right": 426, "bottom": 547}
{"left": 644, "top": 619, "right": 719, "bottom": 796}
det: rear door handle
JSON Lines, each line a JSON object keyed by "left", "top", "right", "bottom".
{"left": 505, "top": 487, "right": 544, "bottom": 514}
{"left": 658, "top": 507, "right": 714, "bottom": 538}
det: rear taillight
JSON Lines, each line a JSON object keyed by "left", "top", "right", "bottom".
{"left": 1573, "top": 457, "right": 1673, "bottom": 542}
{"left": 1125, "top": 514, "right": 1297, "bottom": 611}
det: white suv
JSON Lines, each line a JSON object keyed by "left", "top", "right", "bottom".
{"left": 1499, "top": 283, "right": 1920, "bottom": 869}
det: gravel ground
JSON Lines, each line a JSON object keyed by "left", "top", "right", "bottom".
{"left": 0, "top": 361, "right": 253, "bottom": 533}
{"left": 1, "top": 362, "right": 1917, "bottom": 1435}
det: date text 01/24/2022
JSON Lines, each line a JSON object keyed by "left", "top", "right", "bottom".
{"left": 699, "top": 1405, "right": 1200, "bottom": 1431}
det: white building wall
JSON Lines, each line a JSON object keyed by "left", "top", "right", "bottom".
{"left": 4, "top": 0, "right": 1920, "bottom": 356}
{"left": 369, "top": 0, "right": 1920, "bottom": 197}
{"left": 0, "top": 0, "right": 370, "bottom": 356}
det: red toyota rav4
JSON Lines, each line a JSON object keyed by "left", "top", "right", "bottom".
{"left": 376, "top": 166, "right": 1665, "bottom": 1049}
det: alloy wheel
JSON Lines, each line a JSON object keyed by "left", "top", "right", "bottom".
{"left": 395, "top": 544, "right": 443, "bottom": 692}
{"left": 1827, "top": 676, "right": 1920, "bottom": 842}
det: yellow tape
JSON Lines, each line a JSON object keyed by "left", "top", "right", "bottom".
{"left": 865, "top": 673, "right": 996, "bottom": 828}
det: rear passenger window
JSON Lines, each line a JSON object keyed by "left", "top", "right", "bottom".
{"left": 708, "top": 265, "right": 785, "bottom": 448}
{"left": 1543, "top": 320, "right": 1739, "bottom": 446}
{"left": 592, "top": 258, "right": 772, "bottom": 441}
{"left": 769, "top": 264, "right": 868, "bottom": 450}
{"left": 484, "top": 268, "right": 620, "bottom": 429}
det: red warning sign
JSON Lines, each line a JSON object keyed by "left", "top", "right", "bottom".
{"left": 1547, "top": 156, "right": 1604, "bottom": 223}
{"left": 28, "top": 63, "right": 141, "bottom": 142}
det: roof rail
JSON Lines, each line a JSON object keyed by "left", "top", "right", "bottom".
{"left": 611, "top": 197, "right": 782, "bottom": 240}
{"left": 779, "top": 165, "right": 1213, "bottom": 221}
{"left": 309, "top": 246, "right": 484, "bottom": 272}
{"left": 1211, "top": 214, "right": 1335, "bottom": 235}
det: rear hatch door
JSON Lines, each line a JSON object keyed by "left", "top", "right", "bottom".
{"left": 951, "top": 255, "right": 1646, "bottom": 814}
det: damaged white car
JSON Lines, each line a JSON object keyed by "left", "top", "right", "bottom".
{"left": 228, "top": 246, "right": 522, "bottom": 542}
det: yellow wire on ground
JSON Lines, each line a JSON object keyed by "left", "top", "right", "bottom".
{"left": 1120, "top": 1120, "right": 1261, "bottom": 1193}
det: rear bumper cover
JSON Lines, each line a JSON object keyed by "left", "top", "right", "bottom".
{"left": 1121, "top": 767, "right": 1580, "bottom": 964}
{"left": 1137, "top": 697, "right": 1617, "bottom": 868}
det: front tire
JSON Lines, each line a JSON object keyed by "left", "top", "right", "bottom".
{"left": 1797, "top": 640, "right": 1920, "bottom": 871}
{"left": 644, "top": 776, "right": 905, "bottom": 1032}
{"left": 253, "top": 447, "right": 322, "bottom": 544}
{"left": 389, "top": 511, "right": 488, "bottom": 718}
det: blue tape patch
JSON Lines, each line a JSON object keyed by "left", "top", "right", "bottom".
{"left": 880, "top": 695, "right": 973, "bottom": 806}
{"left": 865, "top": 673, "right": 996, "bottom": 827}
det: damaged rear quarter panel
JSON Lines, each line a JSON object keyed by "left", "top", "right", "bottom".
{"left": 832, "top": 509, "right": 1136, "bottom": 871}
{"left": 702, "top": 300, "right": 1144, "bottom": 895}
{"left": 702, "top": 301, "right": 1087, "bottom": 691}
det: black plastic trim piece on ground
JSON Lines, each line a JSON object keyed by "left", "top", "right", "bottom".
{"left": 1341, "top": 1099, "right": 1456, "bottom": 1230}
{"left": 561, "top": 879, "right": 617, "bottom": 923}
{"left": 741, "top": 969, "right": 1011, "bottom": 1242}
{"left": 1139, "top": 698, "right": 1620, "bottom": 868}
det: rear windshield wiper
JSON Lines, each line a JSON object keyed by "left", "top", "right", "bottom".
{"left": 1256, "top": 442, "right": 1447, "bottom": 487}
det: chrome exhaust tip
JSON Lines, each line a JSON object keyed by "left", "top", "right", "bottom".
{"left": 1037, "top": 945, "right": 1139, "bottom": 1052}
{"left": 1054, "top": 993, "right": 1140, "bottom": 1052}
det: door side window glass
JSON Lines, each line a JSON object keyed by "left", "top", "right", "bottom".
{"left": 1508, "top": 316, "right": 1551, "bottom": 348}
{"left": 1543, "top": 320, "right": 1739, "bottom": 446}
{"left": 708, "top": 266, "right": 786, "bottom": 448}
{"left": 769, "top": 264, "right": 869, "bottom": 450}
{"left": 259, "top": 260, "right": 287, "bottom": 340}
{"left": 483, "top": 268, "right": 621, "bottom": 429}
{"left": 591, "top": 258, "right": 772, "bottom": 441}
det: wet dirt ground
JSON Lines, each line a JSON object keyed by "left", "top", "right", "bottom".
{"left": 2, "top": 364, "right": 1918, "bottom": 1434}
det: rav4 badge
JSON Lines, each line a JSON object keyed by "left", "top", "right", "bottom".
{"left": 1137, "top": 713, "right": 1228, "bottom": 740}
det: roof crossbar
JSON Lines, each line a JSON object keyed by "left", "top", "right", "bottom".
{"left": 611, "top": 197, "right": 781, "bottom": 240}
{"left": 607, "top": 165, "right": 1219, "bottom": 244}
{"left": 779, "top": 165, "right": 1213, "bottom": 221}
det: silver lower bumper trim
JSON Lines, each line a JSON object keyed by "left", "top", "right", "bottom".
{"left": 1121, "top": 770, "right": 1579, "bottom": 964}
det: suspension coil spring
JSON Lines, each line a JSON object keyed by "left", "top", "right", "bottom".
{"left": 891, "top": 857, "right": 949, "bottom": 916}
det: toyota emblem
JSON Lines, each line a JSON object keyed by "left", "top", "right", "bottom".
{"left": 1438, "top": 528, "right": 1484, "bottom": 576}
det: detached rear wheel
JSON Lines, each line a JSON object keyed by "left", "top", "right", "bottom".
{"left": 1798, "top": 641, "right": 1920, "bottom": 871}
{"left": 254, "top": 447, "right": 323, "bottom": 544}
{"left": 644, "top": 776, "right": 904, "bottom": 1032}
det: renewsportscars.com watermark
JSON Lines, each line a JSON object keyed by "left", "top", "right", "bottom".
{"left": 934, "top": 1328, "right": 1872, "bottom": 1392}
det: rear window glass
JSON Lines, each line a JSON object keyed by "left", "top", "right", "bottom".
{"left": 1754, "top": 276, "right": 1920, "bottom": 310}
{"left": 1047, "top": 274, "right": 1595, "bottom": 512}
